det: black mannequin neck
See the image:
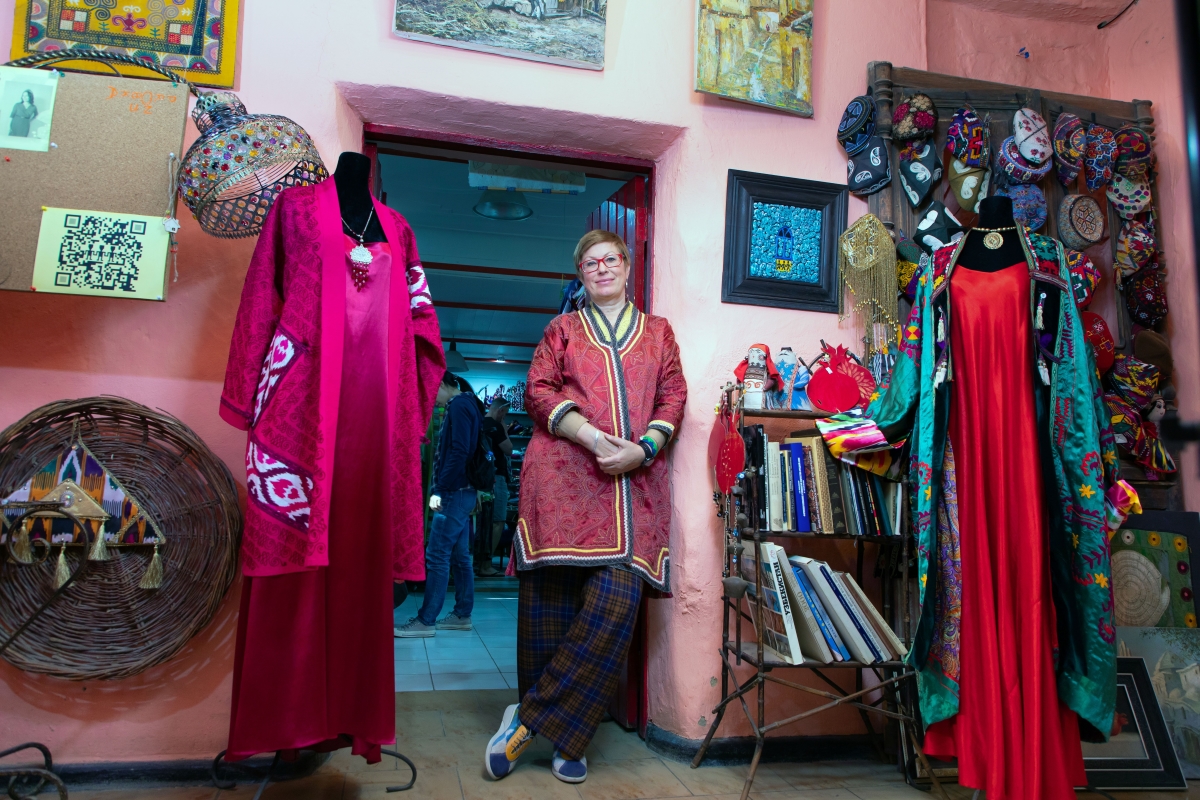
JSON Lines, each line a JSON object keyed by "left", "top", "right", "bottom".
{"left": 333, "top": 152, "right": 386, "bottom": 243}
{"left": 959, "top": 196, "right": 1026, "bottom": 272}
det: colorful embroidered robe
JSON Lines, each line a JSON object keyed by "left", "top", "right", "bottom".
{"left": 516, "top": 303, "right": 687, "bottom": 592}
{"left": 831, "top": 229, "right": 1139, "bottom": 739}
{"left": 219, "top": 179, "right": 443, "bottom": 580}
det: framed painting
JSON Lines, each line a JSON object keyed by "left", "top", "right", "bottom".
{"left": 695, "top": 0, "right": 813, "bottom": 117}
{"left": 10, "top": 0, "right": 241, "bottom": 88}
{"left": 394, "top": 0, "right": 606, "bottom": 70}
{"left": 1113, "top": 511, "right": 1200, "bottom": 629}
{"left": 721, "top": 169, "right": 847, "bottom": 313}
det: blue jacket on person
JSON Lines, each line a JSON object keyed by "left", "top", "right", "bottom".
{"left": 431, "top": 392, "right": 482, "bottom": 496}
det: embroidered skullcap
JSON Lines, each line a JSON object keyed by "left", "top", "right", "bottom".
{"left": 996, "top": 136, "right": 1053, "bottom": 184}
{"left": 1114, "top": 124, "right": 1155, "bottom": 177}
{"left": 1114, "top": 219, "right": 1157, "bottom": 279}
{"left": 846, "top": 135, "right": 891, "bottom": 196}
{"left": 1127, "top": 269, "right": 1169, "bottom": 329}
{"left": 1084, "top": 124, "right": 1116, "bottom": 191}
{"left": 895, "top": 235, "right": 923, "bottom": 299}
{"left": 838, "top": 95, "right": 877, "bottom": 156}
{"left": 1013, "top": 108, "right": 1052, "bottom": 165}
{"left": 1082, "top": 311, "right": 1116, "bottom": 373}
{"left": 898, "top": 140, "right": 942, "bottom": 207}
{"left": 1057, "top": 194, "right": 1106, "bottom": 251}
{"left": 1107, "top": 173, "right": 1152, "bottom": 220}
{"left": 1065, "top": 249, "right": 1100, "bottom": 308}
{"left": 946, "top": 106, "right": 990, "bottom": 168}
{"left": 997, "top": 184, "right": 1047, "bottom": 231}
{"left": 892, "top": 93, "right": 938, "bottom": 142}
{"left": 1053, "top": 113, "right": 1086, "bottom": 185}
{"left": 913, "top": 201, "right": 965, "bottom": 255}
{"left": 947, "top": 158, "right": 990, "bottom": 215}
{"left": 1133, "top": 329, "right": 1173, "bottom": 383}
{"left": 1110, "top": 354, "right": 1160, "bottom": 410}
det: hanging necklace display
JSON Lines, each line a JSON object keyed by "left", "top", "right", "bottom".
{"left": 342, "top": 207, "right": 376, "bottom": 290}
{"left": 975, "top": 224, "right": 1018, "bottom": 250}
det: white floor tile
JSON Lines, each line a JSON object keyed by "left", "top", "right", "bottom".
{"left": 432, "top": 672, "right": 510, "bottom": 690}
{"left": 394, "top": 659, "right": 432, "bottom": 676}
{"left": 501, "top": 672, "right": 520, "bottom": 689}
{"left": 393, "top": 646, "right": 429, "bottom": 662}
{"left": 394, "top": 673, "right": 434, "bottom": 692}
{"left": 428, "top": 658, "right": 500, "bottom": 675}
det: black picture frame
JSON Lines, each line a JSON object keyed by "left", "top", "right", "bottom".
{"left": 721, "top": 169, "right": 848, "bottom": 313}
{"left": 1082, "top": 657, "right": 1187, "bottom": 790}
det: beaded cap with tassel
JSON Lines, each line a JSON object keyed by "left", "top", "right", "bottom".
{"left": 838, "top": 214, "right": 899, "bottom": 361}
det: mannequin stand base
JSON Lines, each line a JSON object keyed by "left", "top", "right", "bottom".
{"left": 211, "top": 747, "right": 416, "bottom": 796}
{"left": 1, "top": 742, "right": 67, "bottom": 800}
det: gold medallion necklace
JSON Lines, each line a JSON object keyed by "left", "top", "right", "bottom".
{"left": 974, "top": 225, "right": 1018, "bottom": 250}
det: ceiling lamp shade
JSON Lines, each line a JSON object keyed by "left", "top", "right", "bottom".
{"left": 179, "top": 92, "right": 328, "bottom": 238}
{"left": 445, "top": 341, "right": 469, "bottom": 372}
{"left": 473, "top": 190, "right": 533, "bottom": 221}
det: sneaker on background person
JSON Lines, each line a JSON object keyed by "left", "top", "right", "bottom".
{"left": 394, "top": 616, "right": 435, "bottom": 638}
{"left": 436, "top": 611, "right": 472, "bottom": 630}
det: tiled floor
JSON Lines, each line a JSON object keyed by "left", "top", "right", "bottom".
{"left": 392, "top": 592, "right": 518, "bottom": 692}
{"left": 62, "top": 689, "right": 1197, "bottom": 800}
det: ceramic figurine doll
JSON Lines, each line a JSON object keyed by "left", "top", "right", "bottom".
{"left": 734, "top": 343, "right": 780, "bottom": 411}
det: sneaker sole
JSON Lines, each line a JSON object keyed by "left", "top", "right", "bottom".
{"left": 552, "top": 768, "right": 587, "bottom": 784}
{"left": 394, "top": 628, "right": 435, "bottom": 638}
{"left": 436, "top": 622, "right": 472, "bottom": 630}
{"left": 485, "top": 703, "right": 522, "bottom": 780}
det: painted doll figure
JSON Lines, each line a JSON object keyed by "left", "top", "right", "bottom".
{"left": 734, "top": 343, "right": 780, "bottom": 410}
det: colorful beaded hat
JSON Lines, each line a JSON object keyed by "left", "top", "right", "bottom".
{"left": 997, "top": 184, "right": 1047, "bottom": 231}
{"left": 996, "top": 136, "right": 1053, "bottom": 184}
{"left": 946, "top": 106, "right": 990, "bottom": 168}
{"left": 1107, "top": 173, "right": 1153, "bottom": 219}
{"left": 892, "top": 93, "right": 938, "bottom": 142}
{"left": 1114, "top": 219, "right": 1157, "bottom": 279}
{"left": 1082, "top": 311, "right": 1116, "bottom": 373}
{"left": 1114, "top": 125, "right": 1155, "bottom": 177}
{"left": 1084, "top": 123, "right": 1116, "bottom": 191}
{"left": 838, "top": 95, "right": 877, "bottom": 156}
{"left": 1052, "top": 113, "right": 1086, "bottom": 185}
{"left": 179, "top": 92, "right": 328, "bottom": 238}
{"left": 1013, "top": 108, "right": 1052, "bottom": 165}
{"left": 1126, "top": 268, "right": 1168, "bottom": 328}
{"left": 1065, "top": 249, "right": 1101, "bottom": 308}
{"left": 1058, "top": 194, "right": 1106, "bottom": 251}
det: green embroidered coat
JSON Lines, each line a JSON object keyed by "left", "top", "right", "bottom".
{"left": 852, "top": 229, "right": 1138, "bottom": 739}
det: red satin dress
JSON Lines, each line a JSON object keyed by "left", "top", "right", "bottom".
{"left": 226, "top": 237, "right": 395, "bottom": 763}
{"left": 922, "top": 262, "right": 1087, "bottom": 798}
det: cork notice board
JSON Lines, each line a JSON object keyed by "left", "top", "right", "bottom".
{"left": 0, "top": 69, "right": 188, "bottom": 299}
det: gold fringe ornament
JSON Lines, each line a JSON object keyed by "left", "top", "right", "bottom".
{"left": 838, "top": 214, "right": 900, "bottom": 361}
{"left": 11, "top": 520, "right": 33, "bottom": 563}
{"left": 54, "top": 544, "right": 70, "bottom": 589}
{"left": 88, "top": 522, "right": 109, "bottom": 561}
{"left": 139, "top": 544, "right": 164, "bottom": 590}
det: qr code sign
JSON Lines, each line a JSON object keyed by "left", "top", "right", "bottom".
{"left": 55, "top": 214, "right": 146, "bottom": 293}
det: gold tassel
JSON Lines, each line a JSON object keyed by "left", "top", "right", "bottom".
{"left": 88, "top": 524, "right": 108, "bottom": 562}
{"left": 54, "top": 545, "right": 70, "bottom": 589}
{"left": 139, "top": 544, "right": 163, "bottom": 590}
{"left": 11, "top": 521, "right": 33, "bottom": 563}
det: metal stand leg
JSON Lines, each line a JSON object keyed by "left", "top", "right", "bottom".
{"left": 0, "top": 742, "right": 67, "bottom": 800}
{"left": 380, "top": 748, "right": 417, "bottom": 792}
{"left": 211, "top": 747, "right": 417, "bottom": 794}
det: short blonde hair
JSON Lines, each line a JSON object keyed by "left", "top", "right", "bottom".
{"left": 573, "top": 229, "right": 631, "bottom": 272}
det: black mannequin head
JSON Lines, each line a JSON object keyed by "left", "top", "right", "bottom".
{"left": 333, "top": 152, "right": 386, "bottom": 243}
{"left": 958, "top": 195, "right": 1025, "bottom": 272}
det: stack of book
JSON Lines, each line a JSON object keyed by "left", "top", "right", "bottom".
{"left": 739, "top": 542, "right": 908, "bottom": 666}
{"left": 744, "top": 425, "right": 902, "bottom": 537}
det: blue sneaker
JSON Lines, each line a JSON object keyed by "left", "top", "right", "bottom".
{"left": 552, "top": 750, "right": 587, "bottom": 783}
{"left": 485, "top": 703, "right": 534, "bottom": 780}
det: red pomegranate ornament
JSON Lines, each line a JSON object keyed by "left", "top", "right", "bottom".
{"left": 1081, "top": 311, "right": 1116, "bottom": 374}
{"left": 807, "top": 343, "right": 877, "bottom": 414}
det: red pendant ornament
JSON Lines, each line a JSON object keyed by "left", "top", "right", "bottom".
{"left": 807, "top": 343, "right": 876, "bottom": 414}
{"left": 349, "top": 262, "right": 370, "bottom": 291}
{"left": 711, "top": 404, "right": 744, "bottom": 493}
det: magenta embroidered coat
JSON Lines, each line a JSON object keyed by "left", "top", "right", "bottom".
{"left": 219, "top": 179, "right": 443, "bottom": 580}
{"left": 515, "top": 304, "right": 686, "bottom": 592}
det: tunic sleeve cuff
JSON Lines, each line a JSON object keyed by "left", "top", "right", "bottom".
{"left": 547, "top": 400, "right": 579, "bottom": 435}
{"left": 646, "top": 420, "right": 676, "bottom": 441}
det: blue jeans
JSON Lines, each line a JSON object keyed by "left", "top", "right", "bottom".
{"left": 418, "top": 488, "right": 477, "bottom": 625}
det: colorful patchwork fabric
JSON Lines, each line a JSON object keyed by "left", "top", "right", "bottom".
{"left": 1085, "top": 124, "right": 1117, "bottom": 191}
{"left": 927, "top": 440, "right": 963, "bottom": 685}
{"left": 1066, "top": 249, "right": 1100, "bottom": 308}
{"left": 997, "top": 184, "right": 1047, "bottom": 231}
{"left": 893, "top": 93, "right": 938, "bottom": 142}
{"left": 838, "top": 95, "right": 877, "bottom": 156}
{"left": 1053, "top": 113, "right": 1087, "bottom": 185}
{"left": 946, "top": 106, "right": 990, "bottom": 168}
{"left": 1107, "top": 174, "right": 1152, "bottom": 220}
{"left": 1114, "top": 219, "right": 1156, "bottom": 279}
{"left": 996, "top": 136, "right": 1053, "bottom": 184}
{"left": 1013, "top": 108, "right": 1052, "bottom": 165}
{"left": 1109, "top": 354, "right": 1160, "bottom": 410}
{"left": 1114, "top": 125, "right": 1155, "bottom": 177}
{"left": 1126, "top": 267, "right": 1168, "bottom": 328}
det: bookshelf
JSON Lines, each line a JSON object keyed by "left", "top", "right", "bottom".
{"left": 689, "top": 383, "right": 950, "bottom": 800}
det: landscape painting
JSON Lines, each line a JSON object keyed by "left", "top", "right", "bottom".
{"left": 394, "top": 0, "right": 607, "bottom": 70}
{"left": 695, "top": 0, "right": 814, "bottom": 117}
{"left": 1117, "top": 627, "right": 1200, "bottom": 780}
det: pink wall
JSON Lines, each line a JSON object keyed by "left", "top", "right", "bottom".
{"left": 0, "top": 0, "right": 1193, "bottom": 764}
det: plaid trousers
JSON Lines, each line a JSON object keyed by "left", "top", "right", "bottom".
{"left": 516, "top": 565, "right": 642, "bottom": 760}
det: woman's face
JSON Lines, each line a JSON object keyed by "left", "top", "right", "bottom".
{"left": 578, "top": 240, "right": 629, "bottom": 306}
{"left": 21, "top": 91, "right": 33, "bottom": 105}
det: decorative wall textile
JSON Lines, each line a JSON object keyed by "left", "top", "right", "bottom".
{"left": 1112, "top": 527, "right": 1196, "bottom": 628}
{"left": 10, "top": 0, "right": 241, "bottom": 88}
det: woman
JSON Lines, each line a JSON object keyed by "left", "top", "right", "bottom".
{"left": 485, "top": 230, "right": 686, "bottom": 784}
{"left": 9, "top": 90, "right": 36, "bottom": 138}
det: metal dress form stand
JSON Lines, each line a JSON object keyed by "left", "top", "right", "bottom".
{"left": 211, "top": 748, "right": 416, "bottom": 798}
{"left": 690, "top": 386, "right": 949, "bottom": 800}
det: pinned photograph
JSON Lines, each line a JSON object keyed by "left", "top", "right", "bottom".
{"left": 0, "top": 66, "right": 60, "bottom": 152}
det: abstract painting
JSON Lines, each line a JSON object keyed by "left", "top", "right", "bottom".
{"left": 695, "top": 0, "right": 813, "bottom": 117}
{"left": 749, "top": 202, "right": 821, "bottom": 283}
{"left": 32, "top": 207, "right": 171, "bottom": 300}
{"left": 10, "top": 0, "right": 241, "bottom": 88}
{"left": 394, "top": 0, "right": 606, "bottom": 70}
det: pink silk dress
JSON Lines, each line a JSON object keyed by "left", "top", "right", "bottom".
{"left": 226, "top": 237, "right": 395, "bottom": 763}
{"left": 923, "top": 262, "right": 1087, "bottom": 799}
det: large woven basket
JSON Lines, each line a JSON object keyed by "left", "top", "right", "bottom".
{"left": 0, "top": 397, "right": 240, "bottom": 680}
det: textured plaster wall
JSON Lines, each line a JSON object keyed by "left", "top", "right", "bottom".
{"left": 0, "top": 0, "right": 1192, "bottom": 765}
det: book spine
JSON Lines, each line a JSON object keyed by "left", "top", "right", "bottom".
{"left": 764, "top": 544, "right": 802, "bottom": 664}
{"left": 840, "top": 465, "right": 860, "bottom": 537}
{"left": 801, "top": 444, "right": 821, "bottom": 534}
{"left": 834, "top": 571, "right": 889, "bottom": 661}
{"left": 782, "top": 449, "right": 794, "bottom": 531}
{"left": 789, "top": 444, "right": 811, "bottom": 532}
{"left": 822, "top": 445, "right": 848, "bottom": 535}
{"left": 778, "top": 556, "right": 832, "bottom": 663}
{"left": 767, "top": 442, "right": 783, "bottom": 532}
{"left": 820, "top": 564, "right": 881, "bottom": 663}
{"left": 793, "top": 563, "right": 850, "bottom": 661}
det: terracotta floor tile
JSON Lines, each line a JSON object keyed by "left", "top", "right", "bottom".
{"left": 391, "top": 733, "right": 488, "bottom": 769}
{"left": 342, "top": 764, "right": 460, "bottom": 799}
{"left": 752, "top": 790, "right": 861, "bottom": 800}
{"left": 587, "top": 721, "right": 656, "bottom": 762}
{"left": 847, "top": 785, "right": 939, "bottom": 799}
{"left": 661, "top": 758, "right": 791, "bottom": 795}
{"left": 459, "top": 755, "right": 584, "bottom": 800}
{"left": 575, "top": 757, "right": 692, "bottom": 800}
{"left": 258, "top": 774, "right": 346, "bottom": 799}
{"left": 394, "top": 709, "right": 446, "bottom": 739}
{"left": 68, "top": 789, "right": 224, "bottom": 800}
{"left": 395, "top": 687, "right": 514, "bottom": 713}
{"left": 442, "top": 706, "right": 511, "bottom": 738}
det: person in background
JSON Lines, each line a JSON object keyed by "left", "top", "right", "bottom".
{"left": 395, "top": 371, "right": 482, "bottom": 637}
{"left": 484, "top": 230, "right": 686, "bottom": 784}
{"left": 476, "top": 398, "right": 513, "bottom": 577}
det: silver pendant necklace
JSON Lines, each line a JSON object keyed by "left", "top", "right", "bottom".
{"left": 341, "top": 207, "right": 376, "bottom": 291}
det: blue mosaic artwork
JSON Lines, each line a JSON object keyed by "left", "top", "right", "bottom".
{"left": 749, "top": 203, "right": 822, "bottom": 283}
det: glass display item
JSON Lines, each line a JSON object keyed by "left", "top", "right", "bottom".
{"left": 179, "top": 91, "right": 327, "bottom": 238}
